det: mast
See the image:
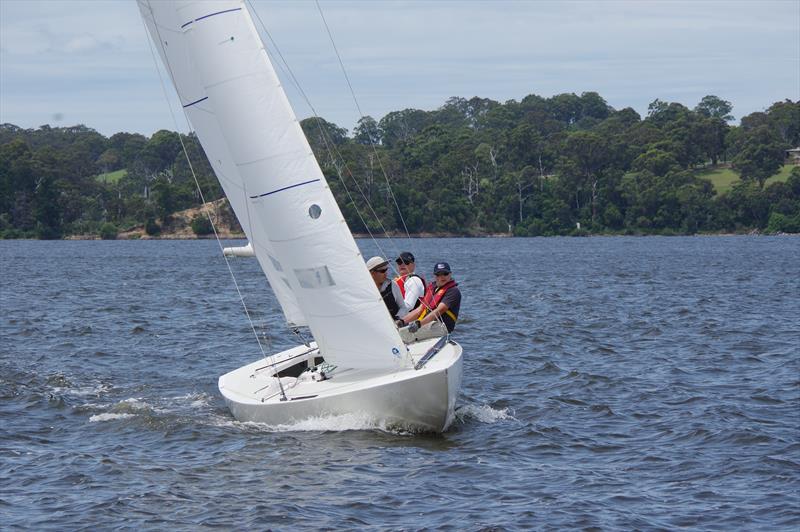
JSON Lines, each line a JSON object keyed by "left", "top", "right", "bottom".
{"left": 139, "top": 0, "right": 406, "bottom": 370}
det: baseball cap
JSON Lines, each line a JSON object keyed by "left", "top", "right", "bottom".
{"left": 433, "top": 262, "right": 451, "bottom": 274}
{"left": 395, "top": 251, "right": 415, "bottom": 264}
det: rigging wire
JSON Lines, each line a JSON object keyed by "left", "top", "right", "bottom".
{"left": 311, "top": 1, "right": 448, "bottom": 334}
{"left": 313, "top": 0, "right": 417, "bottom": 259}
{"left": 247, "top": 1, "right": 447, "bottom": 338}
{"left": 140, "top": 1, "right": 288, "bottom": 401}
{"left": 245, "top": 0, "right": 405, "bottom": 269}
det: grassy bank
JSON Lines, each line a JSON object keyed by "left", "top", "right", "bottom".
{"left": 697, "top": 164, "right": 794, "bottom": 195}
{"left": 96, "top": 169, "right": 128, "bottom": 184}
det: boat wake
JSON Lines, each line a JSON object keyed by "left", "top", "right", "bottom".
{"left": 86, "top": 397, "right": 163, "bottom": 422}
{"left": 212, "top": 412, "right": 424, "bottom": 435}
{"left": 207, "top": 404, "right": 515, "bottom": 435}
{"left": 454, "top": 403, "right": 514, "bottom": 424}
{"left": 89, "top": 412, "right": 136, "bottom": 422}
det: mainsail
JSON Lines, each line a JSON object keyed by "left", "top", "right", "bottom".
{"left": 138, "top": 0, "right": 304, "bottom": 327}
{"left": 138, "top": 0, "right": 405, "bottom": 369}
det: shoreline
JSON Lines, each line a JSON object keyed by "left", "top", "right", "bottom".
{"left": 37, "top": 231, "right": 798, "bottom": 240}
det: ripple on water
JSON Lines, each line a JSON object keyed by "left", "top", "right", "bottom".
{"left": 1, "top": 237, "right": 799, "bottom": 530}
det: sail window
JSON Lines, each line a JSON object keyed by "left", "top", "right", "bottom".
{"left": 308, "top": 204, "right": 322, "bottom": 219}
{"left": 294, "top": 266, "right": 335, "bottom": 289}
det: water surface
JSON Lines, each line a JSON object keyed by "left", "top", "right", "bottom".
{"left": 1, "top": 236, "right": 798, "bottom": 529}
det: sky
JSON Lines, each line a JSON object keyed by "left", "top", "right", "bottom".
{"left": 1, "top": 0, "right": 798, "bottom": 138}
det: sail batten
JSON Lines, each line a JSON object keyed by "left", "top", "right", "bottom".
{"left": 139, "top": 0, "right": 406, "bottom": 370}
{"left": 249, "top": 179, "right": 320, "bottom": 199}
{"left": 183, "top": 96, "right": 208, "bottom": 108}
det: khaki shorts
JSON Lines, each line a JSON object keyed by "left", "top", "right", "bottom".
{"left": 399, "top": 321, "right": 448, "bottom": 344}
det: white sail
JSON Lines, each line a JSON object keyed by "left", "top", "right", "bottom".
{"left": 139, "top": 0, "right": 405, "bottom": 369}
{"left": 139, "top": 0, "right": 305, "bottom": 326}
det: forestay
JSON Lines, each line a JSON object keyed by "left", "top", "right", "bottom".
{"left": 138, "top": 0, "right": 406, "bottom": 370}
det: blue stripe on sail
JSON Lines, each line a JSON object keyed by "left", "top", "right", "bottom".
{"left": 249, "top": 179, "right": 321, "bottom": 199}
{"left": 197, "top": 7, "right": 242, "bottom": 22}
{"left": 183, "top": 96, "right": 208, "bottom": 108}
{"left": 181, "top": 7, "right": 241, "bottom": 29}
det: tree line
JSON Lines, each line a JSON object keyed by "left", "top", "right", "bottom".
{"left": 1, "top": 93, "right": 798, "bottom": 239}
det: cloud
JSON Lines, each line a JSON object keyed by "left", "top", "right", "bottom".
{"left": 61, "top": 33, "right": 123, "bottom": 54}
{"left": 1, "top": 0, "right": 797, "bottom": 136}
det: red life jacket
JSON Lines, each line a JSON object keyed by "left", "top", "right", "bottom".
{"left": 419, "top": 279, "right": 458, "bottom": 322}
{"left": 395, "top": 273, "right": 426, "bottom": 309}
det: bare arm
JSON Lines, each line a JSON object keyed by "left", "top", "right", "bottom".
{"left": 420, "top": 302, "right": 449, "bottom": 326}
{"left": 401, "top": 304, "right": 424, "bottom": 324}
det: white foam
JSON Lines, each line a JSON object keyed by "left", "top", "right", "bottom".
{"left": 89, "top": 413, "right": 135, "bottom": 422}
{"left": 170, "top": 392, "right": 212, "bottom": 408}
{"left": 71, "top": 383, "right": 112, "bottom": 397}
{"left": 51, "top": 382, "right": 111, "bottom": 398}
{"left": 209, "top": 412, "right": 402, "bottom": 434}
{"left": 106, "top": 397, "right": 166, "bottom": 415}
{"left": 209, "top": 406, "right": 513, "bottom": 433}
{"left": 118, "top": 398, "right": 150, "bottom": 410}
{"left": 457, "top": 404, "right": 514, "bottom": 424}
{"left": 266, "top": 412, "right": 388, "bottom": 432}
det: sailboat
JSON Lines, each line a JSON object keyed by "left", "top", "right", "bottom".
{"left": 138, "top": 0, "right": 463, "bottom": 432}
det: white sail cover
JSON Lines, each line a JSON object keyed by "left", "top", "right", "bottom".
{"left": 138, "top": 0, "right": 406, "bottom": 369}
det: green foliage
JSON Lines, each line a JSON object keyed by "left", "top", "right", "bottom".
{"left": 733, "top": 126, "right": 786, "bottom": 188}
{"left": 696, "top": 166, "right": 740, "bottom": 194}
{"left": 301, "top": 117, "right": 348, "bottom": 149}
{"left": 99, "top": 222, "right": 118, "bottom": 240}
{"left": 145, "top": 217, "right": 161, "bottom": 236}
{"left": 0, "top": 96, "right": 797, "bottom": 239}
{"left": 697, "top": 164, "right": 794, "bottom": 195}
{"left": 695, "top": 95, "right": 734, "bottom": 121}
{"left": 353, "top": 116, "right": 380, "bottom": 145}
{"left": 96, "top": 169, "right": 127, "bottom": 184}
{"left": 191, "top": 214, "right": 213, "bottom": 236}
{"left": 766, "top": 212, "right": 800, "bottom": 233}
{"left": 0, "top": 124, "right": 221, "bottom": 239}
{"left": 632, "top": 149, "right": 680, "bottom": 177}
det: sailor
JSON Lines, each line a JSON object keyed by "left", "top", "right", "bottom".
{"left": 366, "top": 256, "right": 405, "bottom": 319}
{"left": 394, "top": 251, "right": 426, "bottom": 317}
{"left": 396, "top": 262, "right": 461, "bottom": 343}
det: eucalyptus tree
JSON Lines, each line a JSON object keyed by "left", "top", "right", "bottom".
{"left": 732, "top": 125, "right": 786, "bottom": 189}
{"left": 694, "top": 95, "right": 734, "bottom": 121}
{"left": 353, "top": 115, "right": 380, "bottom": 145}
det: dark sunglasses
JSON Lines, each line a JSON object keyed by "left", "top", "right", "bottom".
{"left": 435, "top": 271, "right": 450, "bottom": 277}
{"left": 396, "top": 259, "right": 413, "bottom": 265}
{"left": 372, "top": 268, "right": 389, "bottom": 274}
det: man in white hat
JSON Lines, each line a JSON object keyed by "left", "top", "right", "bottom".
{"left": 366, "top": 256, "right": 406, "bottom": 320}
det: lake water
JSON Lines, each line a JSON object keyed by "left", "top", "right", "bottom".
{"left": 1, "top": 236, "right": 798, "bottom": 530}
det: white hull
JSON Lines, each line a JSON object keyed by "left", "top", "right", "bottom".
{"left": 219, "top": 338, "right": 463, "bottom": 433}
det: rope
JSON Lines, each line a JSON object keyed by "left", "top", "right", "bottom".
{"left": 141, "top": 1, "right": 287, "bottom": 400}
